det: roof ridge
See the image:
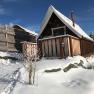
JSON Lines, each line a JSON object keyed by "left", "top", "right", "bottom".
{"left": 14, "top": 24, "right": 38, "bottom": 36}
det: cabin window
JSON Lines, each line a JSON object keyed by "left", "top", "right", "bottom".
{"left": 52, "top": 26, "right": 67, "bottom": 36}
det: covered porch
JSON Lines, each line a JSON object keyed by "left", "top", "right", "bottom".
{"left": 38, "top": 35, "right": 81, "bottom": 58}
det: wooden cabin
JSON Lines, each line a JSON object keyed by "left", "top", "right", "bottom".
{"left": 38, "top": 6, "right": 94, "bottom": 58}
{"left": 0, "top": 24, "right": 38, "bottom": 53}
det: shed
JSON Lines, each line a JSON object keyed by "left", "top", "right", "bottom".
{"left": 37, "top": 5, "right": 94, "bottom": 58}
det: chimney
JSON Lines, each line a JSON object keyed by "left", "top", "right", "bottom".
{"left": 71, "top": 11, "right": 75, "bottom": 27}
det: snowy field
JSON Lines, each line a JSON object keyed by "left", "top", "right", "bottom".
{"left": 7, "top": 55, "right": 94, "bottom": 94}
{"left": 0, "top": 59, "right": 23, "bottom": 93}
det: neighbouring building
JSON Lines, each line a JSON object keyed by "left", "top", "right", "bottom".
{"left": 0, "top": 24, "right": 38, "bottom": 53}
{"left": 37, "top": 5, "right": 94, "bottom": 58}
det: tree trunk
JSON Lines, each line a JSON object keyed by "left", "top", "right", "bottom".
{"left": 29, "top": 63, "right": 32, "bottom": 84}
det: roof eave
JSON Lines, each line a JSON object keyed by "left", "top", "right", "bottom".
{"left": 13, "top": 24, "right": 38, "bottom": 36}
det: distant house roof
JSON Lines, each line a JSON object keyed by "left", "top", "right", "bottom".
{"left": 14, "top": 25, "right": 38, "bottom": 36}
{"left": 38, "top": 5, "right": 93, "bottom": 41}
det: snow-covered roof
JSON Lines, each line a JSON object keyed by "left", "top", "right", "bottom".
{"left": 38, "top": 5, "right": 93, "bottom": 41}
{"left": 14, "top": 25, "right": 38, "bottom": 36}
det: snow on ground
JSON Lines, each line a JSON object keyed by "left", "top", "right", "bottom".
{"left": 10, "top": 55, "right": 94, "bottom": 94}
{"left": 0, "top": 59, "right": 23, "bottom": 93}
{"left": 0, "top": 51, "right": 23, "bottom": 60}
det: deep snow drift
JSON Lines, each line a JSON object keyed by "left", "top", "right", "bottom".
{"left": 3, "top": 55, "right": 94, "bottom": 94}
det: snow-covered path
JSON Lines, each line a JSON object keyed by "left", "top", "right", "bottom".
{"left": 0, "top": 60, "right": 23, "bottom": 93}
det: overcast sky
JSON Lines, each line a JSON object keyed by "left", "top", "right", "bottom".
{"left": 0, "top": 0, "right": 94, "bottom": 34}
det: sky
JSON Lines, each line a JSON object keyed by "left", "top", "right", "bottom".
{"left": 0, "top": 0, "right": 94, "bottom": 34}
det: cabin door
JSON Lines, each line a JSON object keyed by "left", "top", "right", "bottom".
{"left": 41, "top": 38, "right": 61, "bottom": 57}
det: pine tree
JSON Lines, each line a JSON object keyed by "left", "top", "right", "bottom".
{"left": 90, "top": 32, "right": 94, "bottom": 40}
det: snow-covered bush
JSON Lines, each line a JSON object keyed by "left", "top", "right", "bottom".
{"left": 63, "top": 55, "right": 94, "bottom": 72}
{"left": 63, "top": 63, "right": 78, "bottom": 72}
{"left": 85, "top": 56, "right": 94, "bottom": 69}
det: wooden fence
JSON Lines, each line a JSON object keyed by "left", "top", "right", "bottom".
{"left": 0, "top": 25, "right": 16, "bottom": 51}
{"left": 22, "top": 42, "right": 37, "bottom": 58}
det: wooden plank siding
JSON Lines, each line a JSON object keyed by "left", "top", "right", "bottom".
{"left": 52, "top": 39, "right": 56, "bottom": 57}
{"left": 44, "top": 40, "right": 48, "bottom": 56}
{"left": 39, "top": 36, "right": 66, "bottom": 58}
{"left": 42, "top": 40, "right": 45, "bottom": 57}
{"left": 48, "top": 39, "right": 52, "bottom": 57}
{"left": 69, "top": 37, "right": 73, "bottom": 56}
{"left": 80, "top": 38, "right": 94, "bottom": 56}
{"left": 69, "top": 36, "right": 94, "bottom": 57}
{"left": 63, "top": 37, "right": 69, "bottom": 57}
{"left": 56, "top": 38, "right": 60, "bottom": 57}
{"left": 69, "top": 36, "right": 81, "bottom": 56}
{"left": 59, "top": 37, "right": 64, "bottom": 58}
{"left": 38, "top": 35, "right": 94, "bottom": 58}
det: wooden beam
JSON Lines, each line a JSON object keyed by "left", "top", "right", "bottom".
{"left": 69, "top": 36, "right": 73, "bottom": 56}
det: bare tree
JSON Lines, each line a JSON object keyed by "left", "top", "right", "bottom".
{"left": 22, "top": 42, "right": 41, "bottom": 85}
{"left": 23, "top": 54, "right": 33, "bottom": 85}
{"left": 27, "top": 57, "right": 33, "bottom": 84}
